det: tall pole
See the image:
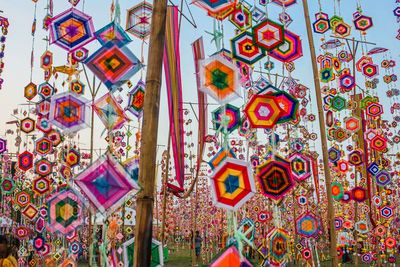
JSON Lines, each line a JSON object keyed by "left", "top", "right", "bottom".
{"left": 350, "top": 38, "right": 360, "bottom": 267}
{"left": 287, "top": 125, "right": 299, "bottom": 265}
{"left": 301, "top": 0, "right": 338, "bottom": 266}
{"left": 133, "top": 0, "right": 168, "bottom": 265}
{"left": 330, "top": 35, "right": 375, "bottom": 266}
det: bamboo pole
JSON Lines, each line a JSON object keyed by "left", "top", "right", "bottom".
{"left": 350, "top": 37, "right": 360, "bottom": 267}
{"left": 333, "top": 35, "right": 376, "bottom": 265}
{"left": 133, "top": 0, "right": 168, "bottom": 265}
{"left": 287, "top": 125, "right": 299, "bottom": 265}
{"left": 301, "top": 0, "right": 338, "bottom": 266}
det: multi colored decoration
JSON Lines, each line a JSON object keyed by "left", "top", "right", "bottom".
{"left": 93, "top": 92, "right": 129, "bottom": 130}
{"left": 123, "top": 238, "right": 164, "bottom": 267}
{"left": 126, "top": 79, "right": 145, "bottom": 118}
{"left": 199, "top": 54, "right": 240, "bottom": 104}
{"left": 74, "top": 153, "right": 140, "bottom": 213}
{"left": 210, "top": 158, "right": 255, "bottom": 210}
{"left": 84, "top": 41, "right": 142, "bottom": 91}
{"left": 96, "top": 21, "right": 132, "bottom": 47}
{"left": 269, "top": 29, "right": 303, "bottom": 62}
{"left": 47, "top": 190, "right": 83, "bottom": 234}
{"left": 244, "top": 94, "right": 283, "bottom": 128}
{"left": 49, "top": 8, "right": 96, "bottom": 51}
{"left": 212, "top": 104, "right": 241, "bottom": 134}
{"left": 256, "top": 158, "right": 294, "bottom": 200}
{"left": 49, "top": 92, "right": 90, "bottom": 133}
{"left": 126, "top": 2, "right": 153, "bottom": 39}
{"left": 231, "top": 31, "right": 265, "bottom": 65}
{"left": 252, "top": 19, "right": 284, "bottom": 51}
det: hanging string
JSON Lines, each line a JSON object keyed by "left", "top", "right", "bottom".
{"left": 281, "top": 59, "right": 286, "bottom": 91}
{"left": 257, "top": 58, "right": 263, "bottom": 77}
{"left": 333, "top": 0, "right": 337, "bottom": 16}
{"left": 115, "top": 0, "right": 121, "bottom": 25}
{"left": 111, "top": 0, "right": 115, "bottom": 22}
{"left": 317, "top": 0, "right": 322, "bottom": 13}
{"left": 178, "top": 0, "right": 184, "bottom": 39}
{"left": 30, "top": 2, "right": 37, "bottom": 83}
{"left": 136, "top": 119, "right": 142, "bottom": 156}
{"left": 49, "top": 0, "right": 53, "bottom": 15}
{"left": 356, "top": 0, "right": 362, "bottom": 11}
{"left": 137, "top": 0, "right": 148, "bottom": 80}
{"left": 359, "top": 32, "right": 366, "bottom": 56}
{"left": 232, "top": 212, "right": 244, "bottom": 261}
{"left": 45, "top": 0, "right": 51, "bottom": 51}
{"left": 220, "top": 20, "right": 225, "bottom": 50}
{"left": 140, "top": 39, "right": 145, "bottom": 80}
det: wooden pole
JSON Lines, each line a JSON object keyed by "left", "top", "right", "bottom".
{"left": 133, "top": 0, "right": 168, "bottom": 265}
{"left": 301, "top": 0, "right": 338, "bottom": 266}
{"left": 350, "top": 38, "right": 360, "bottom": 267}
{"left": 333, "top": 36, "right": 376, "bottom": 265}
{"left": 287, "top": 125, "right": 299, "bottom": 265}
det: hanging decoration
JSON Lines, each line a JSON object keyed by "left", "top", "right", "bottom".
{"left": 126, "top": 2, "right": 153, "bottom": 39}
{"left": 256, "top": 158, "right": 294, "bottom": 200}
{"left": 0, "top": 14, "right": 9, "bottom": 89}
{"left": 126, "top": 79, "right": 145, "bottom": 118}
{"left": 84, "top": 41, "right": 142, "bottom": 91}
{"left": 210, "top": 158, "right": 256, "bottom": 211}
{"left": 49, "top": 8, "right": 96, "bottom": 51}
{"left": 49, "top": 92, "right": 91, "bottom": 133}
{"left": 199, "top": 53, "right": 241, "bottom": 104}
{"left": 93, "top": 92, "right": 129, "bottom": 130}
{"left": 164, "top": 6, "right": 185, "bottom": 192}
{"left": 74, "top": 153, "right": 140, "bottom": 214}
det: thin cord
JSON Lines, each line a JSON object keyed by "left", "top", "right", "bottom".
{"left": 30, "top": 2, "right": 37, "bottom": 83}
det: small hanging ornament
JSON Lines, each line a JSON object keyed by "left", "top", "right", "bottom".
{"left": 69, "top": 0, "right": 81, "bottom": 6}
{"left": 0, "top": 14, "right": 9, "bottom": 89}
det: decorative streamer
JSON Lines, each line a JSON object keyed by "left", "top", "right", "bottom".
{"left": 192, "top": 37, "right": 208, "bottom": 178}
{"left": 164, "top": 6, "right": 185, "bottom": 192}
{"left": 171, "top": 37, "right": 208, "bottom": 199}
{"left": 109, "top": 249, "right": 119, "bottom": 266}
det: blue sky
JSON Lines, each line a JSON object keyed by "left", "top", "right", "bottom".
{"left": 0, "top": 0, "right": 398, "bottom": 158}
